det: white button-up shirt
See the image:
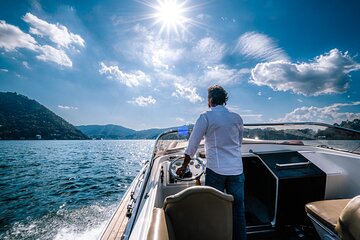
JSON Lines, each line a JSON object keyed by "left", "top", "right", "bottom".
{"left": 185, "top": 105, "right": 244, "bottom": 175}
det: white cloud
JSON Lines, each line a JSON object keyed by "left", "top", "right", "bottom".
{"left": 0, "top": 68, "right": 9, "bottom": 72}
{"left": 154, "top": 64, "right": 248, "bottom": 90}
{"left": 257, "top": 91, "right": 262, "bottom": 96}
{"left": 58, "top": 105, "right": 78, "bottom": 110}
{"left": 172, "top": 83, "right": 203, "bottom": 103}
{"left": 156, "top": 71, "right": 186, "bottom": 85}
{"left": 151, "top": 45, "right": 183, "bottom": 70}
{"left": 99, "top": 62, "right": 151, "bottom": 87}
{"left": 297, "top": 99, "right": 303, "bottom": 103}
{"left": 250, "top": 49, "right": 360, "bottom": 96}
{"left": 274, "top": 102, "right": 360, "bottom": 123}
{"left": 0, "top": 20, "right": 73, "bottom": 68}
{"left": 36, "top": 45, "right": 72, "bottom": 67}
{"left": 0, "top": 20, "right": 38, "bottom": 51}
{"left": 130, "top": 24, "right": 184, "bottom": 70}
{"left": 192, "top": 37, "right": 225, "bottom": 65}
{"left": 235, "top": 32, "right": 289, "bottom": 62}
{"left": 128, "top": 26, "right": 229, "bottom": 78}
{"left": 267, "top": 97, "right": 272, "bottom": 100}
{"left": 22, "top": 61, "right": 30, "bottom": 69}
{"left": 200, "top": 65, "right": 249, "bottom": 85}
{"left": 128, "top": 96, "right": 156, "bottom": 107}
{"left": 22, "top": 13, "right": 85, "bottom": 49}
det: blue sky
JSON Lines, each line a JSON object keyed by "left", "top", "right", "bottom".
{"left": 0, "top": 0, "right": 359, "bottom": 130}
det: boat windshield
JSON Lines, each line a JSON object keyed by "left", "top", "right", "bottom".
{"left": 152, "top": 126, "right": 190, "bottom": 158}
{"left": 152, "top": 123, "right": 360, "bottom": 158}
{"left": 243, "top": 123, "right": 360, "bottom": 154}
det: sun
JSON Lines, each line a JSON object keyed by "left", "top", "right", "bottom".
{"left": 154, "top": 0, "right": 186, "bottom": 28}
{"left": 141, "top": 0, "right": 194, "bottom": 36}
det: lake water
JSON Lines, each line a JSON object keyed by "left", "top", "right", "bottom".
{"left": 0, "top": 140, "right": 155, "bottom": 240}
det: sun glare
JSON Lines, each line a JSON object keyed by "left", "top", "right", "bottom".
{"left": 156, "top": 1, "right": 185, "bottom": 25}
{"left": 154, "top": 0, "right": 188, "bottom": 35}
{"left": 143, "top": 0, "right": 193, "bottom": 36}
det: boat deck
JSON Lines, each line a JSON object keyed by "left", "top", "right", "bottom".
{"left": 100, "top": 189, "right": 131, "bottom": 240}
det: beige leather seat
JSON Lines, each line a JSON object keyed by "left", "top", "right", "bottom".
{"left": 147, "top": 186, "right": 234, "bottom": 240}
{"left": 147, "top": 208, "right": 171, "bottom": 240}
{"left": 336, "top": 196, "right": 360, "bottom": 240}
{"left": 305, "top": 195, "right": 360, "bottom": 240}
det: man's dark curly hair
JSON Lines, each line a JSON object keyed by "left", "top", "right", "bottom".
{"left": 208, "top": 85, "right": 228, "bottom": 105}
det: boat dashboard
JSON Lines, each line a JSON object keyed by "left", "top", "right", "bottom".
{"left": 153, "top": 154, "right": 207, "bottom": 207}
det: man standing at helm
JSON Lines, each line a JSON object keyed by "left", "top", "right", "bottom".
{"left": 176, "top": 85, "right": 246, "bottom": 240}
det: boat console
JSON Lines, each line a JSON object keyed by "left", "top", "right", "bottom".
{"left": 154, "top": 154, "right": 206, "bottom": 207}
{"left": 157, "top": 150, "right": 327, "bottom": 233}
{"left": 243, "top": 151, "right": 326, "bottom": 232}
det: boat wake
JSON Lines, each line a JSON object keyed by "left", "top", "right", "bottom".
{"left": 1, "top": 204, "right": 116, "bottom": 240}
{"left": 53, "top": 221, "right": 107, "bottom": 240}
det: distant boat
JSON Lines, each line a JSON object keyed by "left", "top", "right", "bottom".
{"left": 99, "top": 122, "right": 360, "bottom": 240}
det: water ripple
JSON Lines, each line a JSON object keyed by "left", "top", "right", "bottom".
{"left": 0, "top": 140, "right": 154, "bottom": 239}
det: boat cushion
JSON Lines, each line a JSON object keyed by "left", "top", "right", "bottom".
{"left": 305, "top": 198, "right": 350, "bottom": 231}
{"left": 163, "top": 186, "right": 234, "bottom": 240}
{"left": 335, "top": 195, "right": 360, "bottom": 240}
{"left": 147, "top": 208, "right": 171, "bottom": 240}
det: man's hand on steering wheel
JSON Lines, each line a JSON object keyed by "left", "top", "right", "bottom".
{"left": 176, "top": 165, "right": 187, "bottom": 176}
{"left": 176, "top": 154, "right": 191, "bottom": 177}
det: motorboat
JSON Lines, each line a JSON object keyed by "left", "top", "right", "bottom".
{"left": 99, "top": 122, "right": 360, "bottom": 240}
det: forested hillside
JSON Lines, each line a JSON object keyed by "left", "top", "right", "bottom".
{"left": 0, "top": 92, "right": 88, "bottom": 140}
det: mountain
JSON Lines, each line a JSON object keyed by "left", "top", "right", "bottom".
{"left": 134, "top": 128, "right": 172, "bottom": 139}
{"left": 0, "top": 92, "right": 89, "bottom": 140}
{"left": 76, "top": 125, "right": 189, "bottom": 139}
{"left": 336, "top": 119, "right": 360, "bottom": 131}
{"left": 76, "top": 124, "right": 136, "bottom": 139}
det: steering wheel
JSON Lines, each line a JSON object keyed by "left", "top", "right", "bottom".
{"left": 169, "top": 155, "right": 205, "bottom": 181}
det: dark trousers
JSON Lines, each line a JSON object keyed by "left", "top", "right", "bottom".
{"left": 205, "top": 168, "right": 247, "bottom": 240}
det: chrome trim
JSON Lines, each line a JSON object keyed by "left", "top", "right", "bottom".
{"left": 248, "top": 153, "right": 279, "bottom": 227}
{"left": 121, "top": 162, "right": 150, "bottom": 239}
{"left": 275, "top": 161, "right": 310, "bottom": 169}
{"left": 307, "top": 213, "right": 340, "bottom": 239}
